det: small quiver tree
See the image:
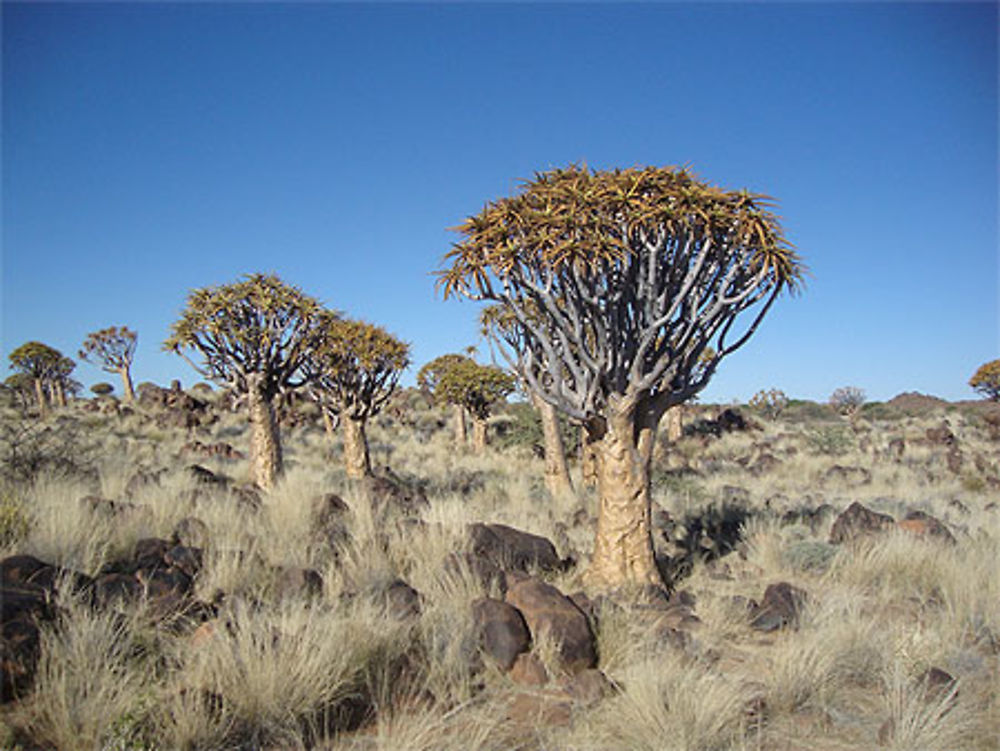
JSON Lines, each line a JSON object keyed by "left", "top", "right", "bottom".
{"left": 79, "top": 326, "right": 138, "bottom": 402}
{"left": 481, "top": 304, "right": 574, "bottom": 496}
{"left": 439, "top": 164, "right": 803, "bottom": 593}
{"left": 749, "top": 388, "right": 789, "bottom": 421}
{"left": 417, "top": 354, "right": 475, "bottom": 446}
{"left": 435, "top": 360, "right": 516, "bottom": 453}
{"left": 969, "top": 360, "right": 1000, "bottom": 401}
{"left": 829, "top": 386, "right": 865, "bottom": 420}
{"left": 164, "top": 273, "right": 322, "bottom": 491}
{"left": 305, "top": 314, "right": 410, "bottom": 479}
{"left": 8, "top": 341, "right": 65, "bottom": 416}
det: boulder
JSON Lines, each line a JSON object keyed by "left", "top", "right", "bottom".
{"left": 1, "top": 613, "right": 41, "bottom": 702}
{"left": 829, "top": 502, "right": 895, "bottom": 544}
{"left": 508, "top": 652, "right": 548, "bottom": 686}
{"left": 504, "top": 578, "right": 597, "bottom": 675}
{"left": 749, "top": 582, "right": 809, "bottom": 632}
{"left": 925, "top": 421, "right": 957, "bottom": 447}
{"left": 469, "top": 523, "right": 565, "bottom": 574}
{"left": 0, "top": 555, "right": 52, "bottom": 588}
{"left": 172, "top": 516, "right": 210, "bottom": 548}
{"left": 471, "top": 597, "right": 531, "bottom": 671}
{"left": 898, "top": 510, "right": 956, "bottom": 545}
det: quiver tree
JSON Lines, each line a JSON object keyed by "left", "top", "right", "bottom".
{"left": 481, "top": 304, "right": 574, "bottom": 496}
{"left": 829, "top": 386, "right": 865, "bottom": 419}
{"left": 435, "top": 360, "right": 516, "bottom": 453}
{"left": 50, "top": 356, "right": 79, "bottom": 407}
{"left": 8, "top": 341, "right": 65, "bottom": 415}
{"left": 79, "top": 326, "right": 138, "bottom": 402}
{"left": 439, "top": 164, "right": 803, "bottom": 592}
{"left": 969, "top": 360, "right": 1000, "bottom": 401}
{"left": 417, "top": 354, "right": 475, "bottom": 446}
{"left": 305, "top": 314, "right": 410, "bottom": 479}
{"left": 164, "top": 273, "right": 322, "bottom": 490}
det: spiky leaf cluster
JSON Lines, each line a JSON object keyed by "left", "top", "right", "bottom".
{"left": 79, "top": 326, "right": 137, "bottom": 373}
{"left": 163, "top": 273, "right": 322, "bottom": 399}
{"left": 969, "top": 359, "right": 1000, "bottom": 401}
{"left": 305, "top": 314, "right": 410, "bottom": 420}
{"left": 435, "top": 360, "right": 516, "bottom": 420}
{"left": 438, "top": 164, "right": 804, "bottom": 421}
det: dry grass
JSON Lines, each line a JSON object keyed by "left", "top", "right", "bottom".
{"left": 1, "top": 395, "right": 999, "bottom": 749}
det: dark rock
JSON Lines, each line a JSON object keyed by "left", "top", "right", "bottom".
{"left": 0, "top": 555, "right": 52, "bottom": 588}
{"left": 828, "top": 502, "right": 895, "bottom": 544}
{"left": 365, "top": 472, "right": 428, "bottom": 517}
{"left": 1, "top": 614, "right": 41, "bottom": 702}
{"left": 925, "top": 421, "right": 957, "bottom": 447}
{"left": 187, "top": 464, "right": 229, "bottom": 488}
{"left": 172, "top": 517, "right": 210, "bottom": 548}
{"left": 825, "top": 465, "right": 873, "bottom": 486}
{"left": 134, "top": 537, "right": 172, "bottom": 565}
{"left": 749, "top": 582, "right": 809, "bottom": 632}
{"left": 917, "top": 666, "right": 958, "bottom": 702}
{"left": 272, "top": 566, "right": 324, "bottom": 600}
{"left": 381, "top": 579, "right": 422, "bottom": 620}
{"left": 443, "top": 551, "right": 507, "bottom": 594}
{"left": 164, "top": 546, "right": 204, "bottom": 578}
{"left": 505, "top": 578, "right": 597, "bottom": 675}
{"left": 561, "top": 668, "right": 616, "bottom": 706}
{"left": 898, "top": 510, "right": 956, "bottom": 545}
{"left": 93, "top": 573, "right": 143, "bottom": 608}
{"left": 0, "top": 585, "right": 54, "bottom": 625}
{"left": 469, "top": 523, "right": 564, "bottom": 574}
{"left": 471, "top": 597, "right": 531, "bottom": 671}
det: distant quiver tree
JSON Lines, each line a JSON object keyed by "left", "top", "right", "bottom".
{"left": 79, "top": 326, "right": 138, "bottom": 402}
{"left": 164, "top": 273, "right": 322, "bottom": 490}
{"left": 305, "top": 313, "right": 410, "bottom": 479}
{"left": 417, "top": 354, "right": 475, "bottom": 446}
{"left": 439, "top": 164, "right": 803, "bottom": 592}
{"left": 969, "top": 359, "right": 1000, "bottom": 401}
{"left": 8, "top": 341, "right": 66, "bottom": 416}
{"left": 435, "top": 360, "right": 516, "bottom": 453}
{"left": 829, "top": 386, "right": 865, "bottom": 418}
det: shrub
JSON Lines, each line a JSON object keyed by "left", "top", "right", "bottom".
{"left": 829, "top": 386, "right": 866, "bottom": 417}
{"left": 805, "top": 425, "right": 854, "bottom": 455}
{"left": 90, "top": 383, "right": 115, "bottom": 397}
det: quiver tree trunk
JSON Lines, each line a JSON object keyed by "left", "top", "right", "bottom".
{"left": 452, "top": 404, "right": 467, "bottom": 447}
{"left": 33, "top": 378, "right": 48, "bottom": 416}
{"left": 581, "top": 425, "right": 598, "bottom": 489}
{"left": 533, "top": 393, "right": 573, "bottom": 497}
{"left": 665, "top": 404, "right": 684, "bottom": 443}
{"left": 471, "top": 416, "right": 488, "bottom": 454}
{"left": 119, "top": 369, "right": 135, "bottom": 403}
{"left": 342, "top": 416, "right": 372, "bottom": 479}
{"left": 322, "top": 409, "right": 336, "bottom": 442}
{"left": 247, "top": 381, "right": 282, "bottom": 491}
{"left": 584, "top": 399, "right": 661, "bottom": 592}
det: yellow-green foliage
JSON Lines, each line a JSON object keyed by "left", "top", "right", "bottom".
{"left": 969, "top": 359, "right": 1000, "bottom": 401}
{"left": 435, "top": 360, "right": 515, "bottom": 420}
{"left": 78, "top": 326, "right": 137, "bottom": 374}
{"left": 163, "top": 272, "right": 323, "bottom": 398}
{"left": 307, "top": 314, "right": 411, "bottom": 419}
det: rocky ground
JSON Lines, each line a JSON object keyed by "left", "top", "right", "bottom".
{"left": 0, "top": 386, "right": 998, "bottom": 750}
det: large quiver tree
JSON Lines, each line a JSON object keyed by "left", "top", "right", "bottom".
{"left": 164, "top": 273, "right": 322, "bottom": 490}
{"left": 79, "top": 326, "right": 138, "bottom": 402}
{"left": 439, "top": 165, "right": 803, "bottom": 592}
{"left": 306, "top": 314, "right": 410, "bottom": 479}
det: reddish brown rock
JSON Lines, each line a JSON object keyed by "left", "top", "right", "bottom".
{"left": 508, "top": 652, "right": 548, "bottom": 686}
{"left": 897, "top": 511, "right": 956, "bottom": 545}
{"left": 749, "top": 582, "right": 809, "bottom": 631}
{"left": 469, "top": 523, "right": 565, "bottom": 574}
{"left": 829, "top": 502, "right": 895, "bottom": 544}
{"left": 471, "top": 597, "right": 530, "bottom": 671}
{"left": 504, "top": 578, "right": 597, "bottom": 675}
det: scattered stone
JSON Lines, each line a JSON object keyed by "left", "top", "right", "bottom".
{"left": 1, "top": 613, "right": 41, "bottom": 702}
{"left": 272, "top": 566, "right": 324, "bottom": 600}
{"left": 471, "top": 597, "right": 530, "bottom": 671}
{"left": 828, "top": 502, "right": 895, "bottom": 544}
{"left": 380, "top": 579, "right": 422, "bottom": 620}
{"left": 925, "top": 421, "right": 957, "bottom": 447}
{"left": 187, "top": 464, "right": 229, "bottom": 488}
{"left": 365, "top": 473, "right": 428, "bottom": 517}
{"left": 93, "top": 573, "right": 143, "bottom": 609}
{"left": 505, "top": 690, "right": 572, "bottom": 728}
{"left": 0, "top": 555, "right": 52, "bottom": 588}
{"left": 165, "top": 546, "right": 204, "bottom": 578}
{"left": 469, "top": 523, "right": 565, "bottom": 574}
{"left": 898, "top": 511, "right": 956, "bottom": 545}
{"left": 561, "top": 668, "right": 615, "bottom": 706}
{"left": 505, "top": 578, "right": 597, "bottom": 675}
{"left": 172, "top": 517, "right": 210, "bottom": 548}
{"left": 443, "top": 552, "right": 506, "bottom": 594}
{"left": 508, "top": 652, "right": 548, "bottom": 686}
{"left": 749, "top": 582, "right": 809, "bottom": 632}
{"left": 886, "top": 438, "right": 905, "bottom": 461}
{"left": 824, "top": 465, "right": 872, "bottom": 486}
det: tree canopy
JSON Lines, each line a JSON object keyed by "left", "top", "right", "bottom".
{"left": 439, "top": 164, "right": 804, "bottom": 422}
{"left": 163, "top": 273, "right": 323, "bottom": 399}
{"left": 79, "top": 326, "right": 137, "bottom": 373}
{"left": 435, "top": 360, "right": 516, "bottom": 421}
{"left": 969, "top": 359, "right": 1000, "bottom": 401}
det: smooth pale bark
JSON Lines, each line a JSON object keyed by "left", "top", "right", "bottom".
{"left": 33, "top": 379, "right": 48, "bottom": 416}
{"left": 54, "top": 381, "right": 67, "bottom": 408}
{"left": 119, "top": 368, "right": 135, "bottom": 403}
{"left": 665, "top": 404, "right": 684, "bottom": 443}
{"left": 452, "top": 404, "right": 467, "bottom": 447}
{"left": 342, "top": 416, "right": 372, "bottom": 479}
{"left": 247, "top": 385, "right": 282, "bottom": 491}
{"left": 471, "top": 417, "right": 488, "bottom": 454}
{"left": 583, "top": 399, "right": 661, "bottom": 592}
{"left": 580, "top": 425, "right": 598, "bottom": 489}
{"left": 532, "top": 393, "right": 573, "bottom": 497}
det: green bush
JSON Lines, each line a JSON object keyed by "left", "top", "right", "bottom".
{"left": 804, "top": 426, "right": 854, "bottom": 456}
{"left": 781, "top": 540, "right": 839, "bottom": 573}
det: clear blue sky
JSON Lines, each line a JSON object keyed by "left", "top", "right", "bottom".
{"left": 3, "top": 2, "right": 997, "bottom": 403}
